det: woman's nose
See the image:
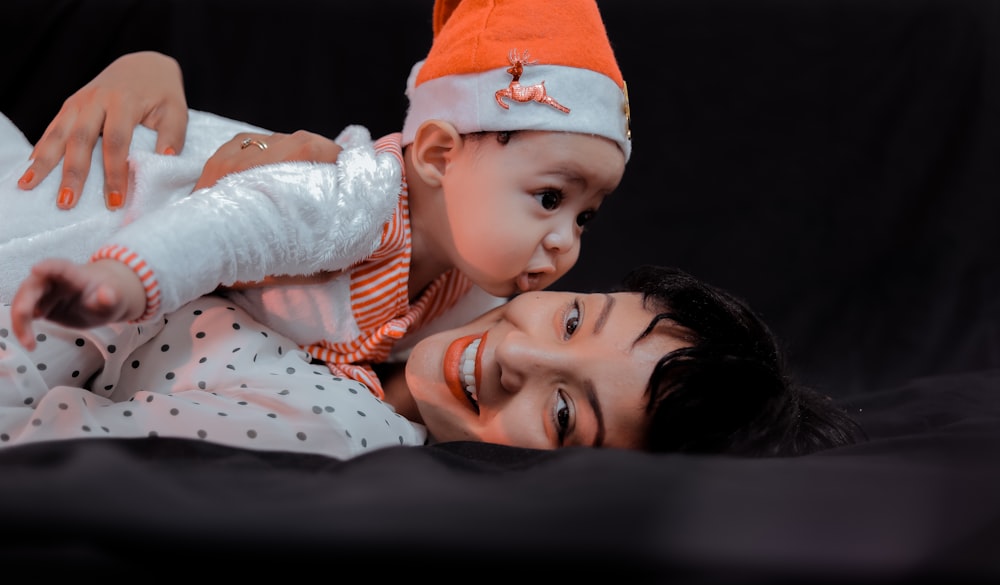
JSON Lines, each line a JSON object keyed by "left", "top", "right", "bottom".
{"left": 494, "top": 331, "right": 559, "bottom": 395}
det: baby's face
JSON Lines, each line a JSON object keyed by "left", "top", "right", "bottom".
{"left": 435, "top": 130, "right": 625, "bottom": 297}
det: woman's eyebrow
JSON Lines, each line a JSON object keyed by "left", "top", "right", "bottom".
{"left": 583, "top": 379, "right": 606, "bottom": 448}
{"left": 592, "top": 294, "right": 615, "bottom": 334}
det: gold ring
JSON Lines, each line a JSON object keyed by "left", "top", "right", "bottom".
{"left": 240, "top": 138, "right": 268, "bottom": 151}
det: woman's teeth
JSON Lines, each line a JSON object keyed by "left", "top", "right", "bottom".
{"left": 461, "top": 338, "right": 480, "bottom": 404}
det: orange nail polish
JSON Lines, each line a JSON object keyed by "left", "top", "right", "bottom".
{"left": 17, "top": 169, "right": 34, "bottom": 185}
{"left": 163, "top": 146, "right": 176, "bottom": 155}
{"left": 57, "top": 187, "right": 76, "bottom": 209}
{"left": 106, "top": 191, "right": 124, "bottom": 209}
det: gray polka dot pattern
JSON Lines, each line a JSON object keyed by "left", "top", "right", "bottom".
{"left": 0, "top": 296, "right": 425, "bottom": 457}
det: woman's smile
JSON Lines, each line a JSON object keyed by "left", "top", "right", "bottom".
{"left": 443, "top": 333, "right": 485, "bottom": 412}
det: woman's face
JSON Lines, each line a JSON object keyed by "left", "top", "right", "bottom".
{"left": 404, "top": 290, "right": 687, "bottom": 450}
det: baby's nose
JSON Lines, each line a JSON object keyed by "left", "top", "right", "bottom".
{"left": 542, "top": 225, "right": 575, "bottom": 253}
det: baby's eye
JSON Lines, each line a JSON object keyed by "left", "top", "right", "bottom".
{"left": 534, "top": 190, "right": 563, "bottom": 210}
{"left": 576, "top": 210, "right": 596, "bottom": 227}
{"left": 563, "top": 302, "right": 580, "bottom": 339}
{"left": 554, "top": 389, "right": 571, "bottom": 443}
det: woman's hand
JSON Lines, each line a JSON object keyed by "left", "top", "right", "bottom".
{"left": 193, "top": 129, "right": 344, "bottom": 191}
{"left": 17, "top": 51, "right": 188, "bottom": 210}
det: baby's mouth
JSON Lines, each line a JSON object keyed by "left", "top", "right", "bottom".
{"left": 517, "top": 272, "right": 542, "bottom": 293}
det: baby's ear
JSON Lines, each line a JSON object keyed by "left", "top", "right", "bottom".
{"left": 410, "top": 120, "right": 462, "bottom": 187}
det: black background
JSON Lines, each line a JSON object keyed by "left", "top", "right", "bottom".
{"left": 2, "top": 1, "right": 998, "bottom": 580}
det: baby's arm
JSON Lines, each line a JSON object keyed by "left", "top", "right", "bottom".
{"left": 9, "top": 258, "right": 145, "bottom": 350}
{"left": 100, "top": 127, "right": 401, "bottom": 321}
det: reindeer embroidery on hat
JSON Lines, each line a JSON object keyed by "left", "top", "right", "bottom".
{"left": 494, "top": 49, "right": 570, "bottom": 114}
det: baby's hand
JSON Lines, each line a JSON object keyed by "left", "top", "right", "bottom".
{"left": 10, "top": 259, "right": 146, "bottom": 350}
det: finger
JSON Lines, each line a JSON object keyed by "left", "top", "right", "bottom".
{"left": 11, "top": 314, "right": 37, "bottom": 352}
{"left": 17, "top": 108, "right": 77, "bottom": 191}
{"left": 150, "top": 104, "right": 189, "bottom": 157}
{"left": 9, "top": 274, "right": 48, "bottom": 351}
{"left": 191, "top": 144, "right": 231, "bottom": 192}
{"left": 285, "top": 130, "right": 343, "bottom": 161}
{"left": 192, "top": 133, "right": 260, "bottom": 192}
{"left": 84, "top": 282, "right": 123, "bottom": 318}
{"left": 56, "top": 103, "right": 108, "bottom": 210}
{"left": 100, "top": 98, "right": 144, "bottom": 210}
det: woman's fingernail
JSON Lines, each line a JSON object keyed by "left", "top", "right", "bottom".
{"left": 106, "top": 191, "right": 124, "bottom": 209}
{"left": 17, "top": 169, "right": 34, "bottom": 186}
{"left": 163, "top": 146, "right": 176, "bottom": 155}
{"left": 57, "top": 187, "right": 76, "bottom": 209}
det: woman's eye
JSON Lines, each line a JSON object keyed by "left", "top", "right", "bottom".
{"left": 534, "top": 190, "right": 563, "bottom": 210}
{"left": 564, "top": 303, "right": 580, "bottom": 338}
{"left": 554, "top": 390, "right": 571, "bottom": 442}
{"left": 576, "top": 210, "right": 596, "bottom": 227}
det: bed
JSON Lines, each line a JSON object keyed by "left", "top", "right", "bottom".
{"left": 2, "top": 0, "right": 998, "bottom": 581}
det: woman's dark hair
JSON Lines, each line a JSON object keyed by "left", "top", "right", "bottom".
{"left": 620, "top": 265, "right": 865, "bottom": 456}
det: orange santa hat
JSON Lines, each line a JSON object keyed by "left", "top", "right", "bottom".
{"left": 401, "top": 0, "right": 631, "bottom": 161}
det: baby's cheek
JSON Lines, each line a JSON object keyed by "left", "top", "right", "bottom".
{"left": 556, "top": 245, "right": 582, "bottom": 275}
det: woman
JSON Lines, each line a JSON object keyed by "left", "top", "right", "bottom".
{"left": 399, "top": 263, "right": 863, "bottom": 455}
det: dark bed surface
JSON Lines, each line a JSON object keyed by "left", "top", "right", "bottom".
{"left": 1, "top": 371, "right": 998, "bottom": 582}
{"left": 2, "top": 0, "right": 999, "bottom": 581}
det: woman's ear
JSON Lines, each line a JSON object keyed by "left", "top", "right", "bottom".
{"left": 410, "top": 120, "right": 462, "bottom": 187}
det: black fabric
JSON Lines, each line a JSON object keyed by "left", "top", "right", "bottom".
{"left": 1, "top": 0, "right": 998, "bottom": 581}
{"left": 0, "top": 374, "right": 997, "bottom": 581}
